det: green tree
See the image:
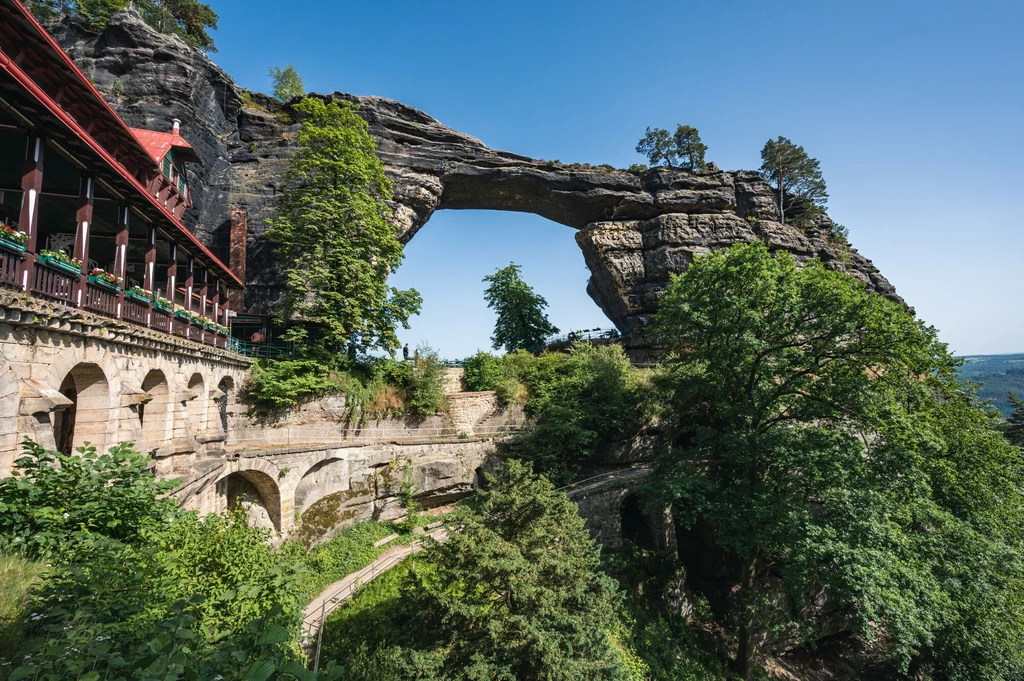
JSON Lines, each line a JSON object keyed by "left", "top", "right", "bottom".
{"left": 269, "top": 64, "right": 305, "bottom": 102}
{"left": 482, "top": 262, "right": 558, "bottom": 353}
{"left": 266, "top": 97, "right": 421, "bottom": 355}
{"left": 758, "top": 136, "right": 828, "bottom": 224}
{"left": 649, "top": 242, "right": 1024, "bottom": 680}
{"left": 1006, "top": 392, "right": 1024, "bottom": 447}
{"left": 391, "top": 460, "right": 629, "bottom": 680}
{"left": 636, "top": 124, "right": 709, "bottom": 171}
{"left": 515, "top": 343, "right": 652, "bottom": 486}
{"left": 636, "top": 127, "right": 676, "bottom": 167}
{"left": 33, "top": 0, "right": 221, "bottom": 51}
{"left": 672, "top": 124, "right": 708, "bottom": 173}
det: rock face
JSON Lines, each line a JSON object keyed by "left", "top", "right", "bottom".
{"left": 51, "top": 11, "right": 902, "bottom": 355}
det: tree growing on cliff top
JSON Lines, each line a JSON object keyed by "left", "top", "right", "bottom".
{"left": 31, "top": 0, "right": 220, "bottom": 51}
{"left": 266, "top": 97, "right": 421, "bottom": 355}
{"left": 649, "top": 241, "right": 1024, "bottom": 680}
{"left": 758, "top": 136, "right": 828, "bottom": 224}
{"left": 482, "top": 263, "right": 558, "bottom": 353}
{"left": 636, "top": 124, "right": 708, "bottom": 172}
{"left": 269, "top": 64, "right": 305, "bottom": 102}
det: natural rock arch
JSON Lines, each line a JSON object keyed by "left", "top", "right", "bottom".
{"left": 47, "top": 14, "right": 904, "bottom": 359}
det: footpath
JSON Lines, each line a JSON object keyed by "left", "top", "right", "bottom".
{"left": 302, "top": 526, "right": 447, "bottom": 641}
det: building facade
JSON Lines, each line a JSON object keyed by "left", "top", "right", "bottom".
{"left": 0, "top": 0, "right": 249, "bottom": 474}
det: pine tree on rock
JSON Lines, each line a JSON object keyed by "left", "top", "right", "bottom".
{"left": 759, "top": 136, "right": 828, "bottom": 224}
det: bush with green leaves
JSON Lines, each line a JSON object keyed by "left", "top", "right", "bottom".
{"left": 323, "top": 460, "right": 631, "bottom": 680}
{"left": 0, "top": 440, "right": 178, "bottom": 558}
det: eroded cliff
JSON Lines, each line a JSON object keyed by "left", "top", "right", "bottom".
{"left": 49, "top": 10, "right": 902, "bottom": 354}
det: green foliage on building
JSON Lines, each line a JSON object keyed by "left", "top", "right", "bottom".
{"left": 648, "top": 241, "right": 1024, "bottom": 680}
{"left": 482, "top": 262, "right": 558, "bottom": 353}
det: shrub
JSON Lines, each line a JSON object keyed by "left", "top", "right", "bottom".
{"left": 0, "top": 440, "right": 178, "bottom": 558}
{"left": 244, "top": 357, "right": 345, "bottom": 413}
{"left": 403, "top": 345, "right": 448, "bottom": 415}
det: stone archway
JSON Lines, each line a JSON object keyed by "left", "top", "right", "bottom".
{"left": 294, "top": 457, "right": 348, "bottom": 517}
{"left": 51, "top": 363, "right": 110, "bottom": 453}
{"left": 620, "top": 493, "right": 656, "bottom": 550}
{"left": 215, "top": 376, "right": 234, "bottom": 438}
{"left": 140, "top": 369, "right": 170, "bottom": 452}
{"left": 220, "top": 469, "right": 282, "bottom": 533}
{"left": 186, "top": 373, "right": 206, "bottom": 439}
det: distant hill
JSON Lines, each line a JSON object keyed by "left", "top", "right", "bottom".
{"left": 956, "top": 354, "right": 1024, "bottom": 417}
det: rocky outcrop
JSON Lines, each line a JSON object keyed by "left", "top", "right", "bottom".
{"left": 50, "top": 11, "right": 903, "bottom": 356}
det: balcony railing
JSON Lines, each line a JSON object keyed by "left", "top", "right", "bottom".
{"left": 0, "top": 250, "right": 20, "bottom": 287}
{"left": 83, "top": 282, "right": 118, "bottom": 316}
{"left": 33, "top": 261, "right": 76, "bottom": 303}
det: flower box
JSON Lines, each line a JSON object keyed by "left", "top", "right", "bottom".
{"left": 153, "top": 302, "right": 172, "bottom": 314}
{"left": 125, "top": 289, "right": 152, "bottom": 305}
{"left": 87, "top": 274, "right": 121, "bottom": 292}
{"left": 0, "top": 237, "right": 26, "bottom": 254}
{"left": 174, "top": 309, "right": 192, "bottom": 321}
{"left": 38, "top": 254, "right": 82, "bottom": 276}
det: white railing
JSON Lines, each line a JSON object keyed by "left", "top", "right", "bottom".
{"left": 228, "top": 424, "right": 529, "bottom": 449}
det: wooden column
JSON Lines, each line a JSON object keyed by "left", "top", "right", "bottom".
{"left": 212, "top": 279, "right": 220, "bottom": 322}
{"left": 72, "top": 173, "right": 95, "bottom": 307}
{"left": 167, "top": 244, "right": 178, "bottom": 307}
{"left": 185, "top": 257, "right": 194, "bottom": 313}
{"left": 143, "top": 225, "right": 156, "bottom": 327}
{"left": 17, "top": 131, "right": 44, "bottom": 291}
{"left": 199, "top": 267, "right": 208, "bottom": 343}
{"left": 112, "top": 203, "right": 129, "bottom": 319}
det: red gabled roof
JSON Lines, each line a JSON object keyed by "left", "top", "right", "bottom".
{"left": 130, "top": 128, "right": 203, "bottom": 165}
{"left": 0, "top": 0, "right": 242, "bottom": 288}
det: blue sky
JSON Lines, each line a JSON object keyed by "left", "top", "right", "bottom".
{"left": 209, "top": 0, "right": 1022, "bottom": 358}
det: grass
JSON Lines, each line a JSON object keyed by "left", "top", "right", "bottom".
{"left": 301, "top": 513, "right": 440, "bottom": 600}
{"left": 0, "top": 553, "right": 45, "bottom": 650}
{"left": 318, "top": 558, "right": 419, "bottom": 659}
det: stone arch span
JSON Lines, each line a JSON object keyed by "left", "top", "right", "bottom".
{"left": 216, "top": 465, "right": 282, "bottom": 534}
{"left": 312, "top": 94, "right": 904, "bottom": 353}
{"left": 52, "top": 363, "right": 111, "bottom": 453}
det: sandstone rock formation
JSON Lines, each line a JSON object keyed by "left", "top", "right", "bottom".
{"left": 50, "top": 11, "right": 902, "bottom": 356}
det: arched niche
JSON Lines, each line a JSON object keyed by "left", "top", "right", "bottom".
{"left": 140, "top": 369, "right": 171, "bottom": 452}
{"left": 620, "top": 493, "right": 656, "bottom": 550}
{"left": 186, "top": 373, "right": 206, "bottom": 438}
{"left": 51, "top": 363, "right": 110, "bottom": 454}
{"left": 220, "top": 469, "right": 282, "bottom": 533}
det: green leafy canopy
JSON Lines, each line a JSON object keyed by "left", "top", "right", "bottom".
{"left": 482, "top": 263, "right": 558, "bottom": 353}
{"left": 647, "top": 241, "right": 1024, "bottom": 680}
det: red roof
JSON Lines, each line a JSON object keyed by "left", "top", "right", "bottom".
{"left": 129, "top": 128, "right": 203, "bottom": 165}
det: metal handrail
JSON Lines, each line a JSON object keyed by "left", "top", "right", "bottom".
{"left": 228, "top": 424, "right": 529, "bottom": 449}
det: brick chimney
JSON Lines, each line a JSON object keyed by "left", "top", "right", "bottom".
{"left": 229, "top": 206, "right": 247, "bottom": 309}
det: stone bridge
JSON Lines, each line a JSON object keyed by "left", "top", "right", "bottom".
{"left": 172, "top": 437, "right": 499, "bottom": 543}
{"left": 561, "top": 465, "right": 673, "bottom": 550}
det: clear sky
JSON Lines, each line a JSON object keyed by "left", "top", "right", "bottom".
{"left": 208, "top": 0, "right": 1021, "bottom": 359}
